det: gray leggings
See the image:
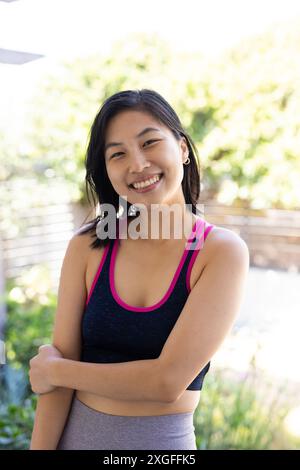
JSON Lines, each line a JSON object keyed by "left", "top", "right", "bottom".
{"left": 57, "top": 396, "right": 197, "bottom": 450}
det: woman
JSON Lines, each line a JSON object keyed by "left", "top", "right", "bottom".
{"left": 29, "top": 89, "right": 249, "bottom": 450}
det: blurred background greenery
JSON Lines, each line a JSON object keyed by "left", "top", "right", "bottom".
{"left": 0, "top": 2, "right": 300, "bottom": 450}
{"left": 2, "top": 23, "right": 300, "bottom": 211}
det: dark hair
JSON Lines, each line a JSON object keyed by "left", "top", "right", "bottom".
{"left": 78, "top": 88, "right": 203, "bottom": 249}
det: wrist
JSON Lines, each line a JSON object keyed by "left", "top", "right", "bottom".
{"left": 49, "top": 357, "right": 64, "bottom": 387}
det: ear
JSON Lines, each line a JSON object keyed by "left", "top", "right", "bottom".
{"left": 180, "top": 137, "right": 189, "bottom": 163}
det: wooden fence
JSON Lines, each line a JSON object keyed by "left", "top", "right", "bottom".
{"left": 202, "top": 200, "right": 300, "bottom": 272}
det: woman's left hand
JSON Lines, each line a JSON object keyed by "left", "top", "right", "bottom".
{"left": 29, "top": 344, "right": 63, "bottom": 395}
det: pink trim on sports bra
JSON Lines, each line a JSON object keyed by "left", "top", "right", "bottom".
{"left": 85, "top": 242, "right": 110, "bottom": 307}
{"left": 186, "top": 223, "right": 214, "bottom": 293}
{"left": 109, "top": 218, "right": 208, "bottom": 312}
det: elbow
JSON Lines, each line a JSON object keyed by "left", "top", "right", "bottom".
{"left": 163, "top": 385, "right": 182, "bottom": 403}
{"left": 159, "top": 373, "right": 181, "bottom": 403}
{"left": 164, "top": 392, "right": 180, "bottom": 403}
{"left": 160, "top": 385, "right": 177, "bottom": 403}
{"left": 156, "top": 358, "right": 182, "bottom": 403}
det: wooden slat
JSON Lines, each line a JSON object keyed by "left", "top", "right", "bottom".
{"left": 202, "top": 201, "right": 300, "bottom": 270}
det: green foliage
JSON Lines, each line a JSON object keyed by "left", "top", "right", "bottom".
{"left": 194, "top": 367, "right": 293, "bottom": 450}
{"left": 3, "top": 267, "right": 56, "bottom": 375}
{"left": 1, "top": 266, "right": 56, "bottom": 404}
{"left": 0, "top": 268, "right": 56, "bottom": 449}
{"left": 194, "top": 20, "right": 300, "bottom": 209}
{"left": 0, "top": 394, "right": 37, "bottom": 450}
{"left": 5, "top": 295, "right": 55, "bottom": 373}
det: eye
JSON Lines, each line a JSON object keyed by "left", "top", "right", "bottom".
{"left": 143, "top": 139, "right": 157, "bottom": 147}
{"left": 109, "top": 140, "right": 158, "bottom": 159}
{"left": 110, "top": 152, "right": 123, "bottom": 159}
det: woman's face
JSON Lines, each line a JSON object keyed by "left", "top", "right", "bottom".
{"left": 104, "top": 110, "right": 189, "bottom": 209}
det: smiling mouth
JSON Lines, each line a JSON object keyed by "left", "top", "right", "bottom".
{"left": 128, "top": 173, "right": 164, "bottom": 189}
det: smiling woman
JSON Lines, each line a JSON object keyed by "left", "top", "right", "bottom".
{"left": 29, "top": 89, "right": 249, "bottom": 450}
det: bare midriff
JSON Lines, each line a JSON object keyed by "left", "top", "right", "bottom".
{"left": 77, "top": 215, "right": 216, "bottom": 417}
{"left": 75, "top": 389, "right": 201, "bottom": 416}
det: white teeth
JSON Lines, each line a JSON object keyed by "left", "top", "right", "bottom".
{"left": 132, "top": 174, "right": 161, "bottom": 189}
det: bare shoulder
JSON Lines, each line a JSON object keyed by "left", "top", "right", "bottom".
{"left": 203, "top": 223, "right": 249, "bottom": 265}
{"left": 51, "top": 227, "right": 102, "bottom": 358}
{"left": 68, "top": 226, "right": 97, "bottom": 261}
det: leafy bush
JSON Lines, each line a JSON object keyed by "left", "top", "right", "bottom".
{"left": 0, "top": 268, "right": 56, "bottom": 449}
{"left": 194, "top": 366, "right": 293, "bottom": 450}
{"left": 4, "top": 268, "right": 56, "bottom": 379}
{"left": 0, "top": 392, "right": 37, "bottom": 450}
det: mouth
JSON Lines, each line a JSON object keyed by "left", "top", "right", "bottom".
{"left": 128, "top": 173, "right": 164, "bottom": 193}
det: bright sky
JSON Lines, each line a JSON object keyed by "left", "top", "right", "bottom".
{"left": 1, "top": 0, "right": 300, "bottom": 139}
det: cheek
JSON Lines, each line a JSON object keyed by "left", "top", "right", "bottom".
{"left": 106, "top": 170, "right": 128, "bottom": 196}
{"left": 106, "top": 167, "right": 120, "bottom": 186}
{"left": 168, "top": 163, "right": 184, "bottom": 182}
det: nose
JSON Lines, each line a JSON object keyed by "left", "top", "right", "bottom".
{"left": 128, "top": 149, "right": 151, "bottom": 173}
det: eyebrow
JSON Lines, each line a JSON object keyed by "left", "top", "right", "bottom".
{"left": 104, "top": 127, "right": 161, "bottom": 153}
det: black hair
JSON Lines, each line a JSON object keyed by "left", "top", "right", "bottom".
{"left": 78, "top": 88, "right": 203, "bottom": 249}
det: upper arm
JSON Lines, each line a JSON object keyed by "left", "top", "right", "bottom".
{"left": 51, "top": 233, "right": 90, "bottom": 361}
{"left": 159, "top": 229, "right": 250, "bottom": 402}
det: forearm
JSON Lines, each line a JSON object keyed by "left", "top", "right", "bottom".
{"left": 50, "top": 358, "right": 171, "bottom": 403}
{"left": 30, "top": 387, "right": 75, "bottom": 450}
